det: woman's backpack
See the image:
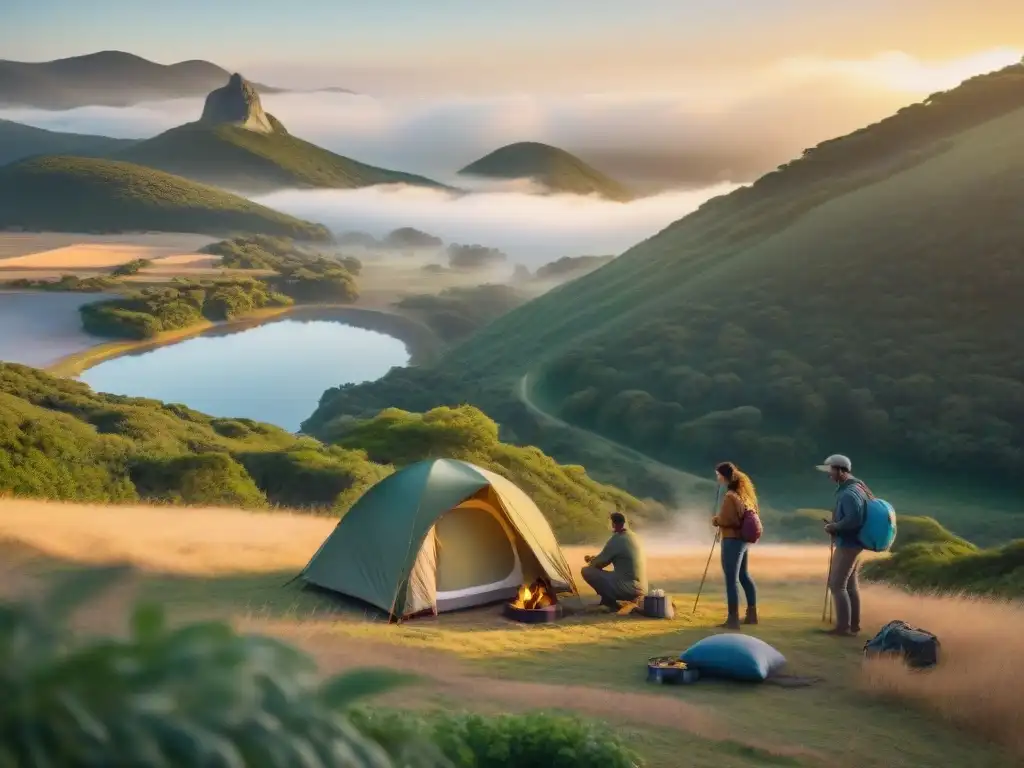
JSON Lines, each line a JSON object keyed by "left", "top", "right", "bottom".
{"left": 739, "top": 504, "right": 763, "bottom": 544}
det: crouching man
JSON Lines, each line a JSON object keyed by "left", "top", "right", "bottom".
{"left": 581, "top": 512, "right": 648, "bottom": 610}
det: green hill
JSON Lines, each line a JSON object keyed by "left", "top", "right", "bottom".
{"left": 304, "top": 62, "right": 1024, "bottom": 538}
{"left": 116, "top": 122, "right": 442, "bottom": 194}
{"left": 0, "top": 118, "right": 137, "bottom": 166}
{"left": 459, "top": 142, "right": 633, "bottom": 201}
{"left": 0, "top": 155, "right": 330, "bottom": 239}
{"left": 0, "top": 364, "right": 654, "bottom": 542}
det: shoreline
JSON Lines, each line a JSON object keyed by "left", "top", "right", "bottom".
{"left": 45, "top": 302, "right": 442, "bottom": 378}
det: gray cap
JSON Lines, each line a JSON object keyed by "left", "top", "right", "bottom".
{"left": 816, "top": 454, "right": 852, "bottom": 472}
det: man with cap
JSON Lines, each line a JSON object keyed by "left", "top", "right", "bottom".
{"left": 817, "top": 454, "right": 868, "bottom": 636}
{"left": 582, "top": 511, "right": 648, "bottom": 611}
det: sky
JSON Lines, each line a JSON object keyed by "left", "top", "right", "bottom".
{"left": 3, "top": 0, "right": 1022, "bottom": 94}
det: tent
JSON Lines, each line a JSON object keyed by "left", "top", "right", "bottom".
{"left": 299, "top": 458, "right": 578, "bottom": 619}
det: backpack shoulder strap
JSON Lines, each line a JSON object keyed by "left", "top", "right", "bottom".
{"left": 856, "top": 482, "right": 875, "bottom": 501}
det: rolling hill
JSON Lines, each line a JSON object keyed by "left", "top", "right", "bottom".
{"left": 304, "top": 62, "right": 1024, "bottom": 537}
{"left": 458, "top": 142, "right": 633, "bottom": 201}
{"left": 115, "top": 74, "right": 443, "bottom": 194}
{"left": 0, "top": 155, "right": 330, "bottom": 239}
{"left": 0, "top": 118, "right": 137, "bottom": 166}
{"left": 0, "top": 50, "right": 350, "bottom": 109}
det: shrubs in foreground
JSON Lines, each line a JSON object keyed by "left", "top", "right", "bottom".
{"left": 0, "top": 567, "right": 643, "bottom": 767}
{"left": 352, "top": 709, "right": 641, "bottom": 768}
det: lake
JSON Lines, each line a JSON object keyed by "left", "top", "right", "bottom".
{"left": 79, "top": 318, "right": 411, "bottom": 431}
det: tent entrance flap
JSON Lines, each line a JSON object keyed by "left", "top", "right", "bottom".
{"left": 429, "top": 497, "right": 527, "bottom": 612}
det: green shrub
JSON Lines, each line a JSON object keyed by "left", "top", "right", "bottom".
{"left": 130, "top": 452, "right": 268, "bottom": 507}
{"left": 78, "top": 278, "right": 295, "bottom": 339}
{"left": 110, "top": 257, "right": 152, "bottom": 276}
{"left": 351, "top": 709, "right": 643, "bottom": 768}
{"left": 0, "top": 568, "right": 426, "bottom": 768}
{"left": 862, "top": 539, "right": 1024, "bottom": 597}
{"left": 891, "top": 515, "right": 976, "bottom": 552}
{"left": 235, "top": 447, "right": 392, "bottom": 510}
{"left": 1, "top": 274, "right": 121, "bottom": 292}
{"left": 326, "top": 405, "right": 660, "bottom": 542}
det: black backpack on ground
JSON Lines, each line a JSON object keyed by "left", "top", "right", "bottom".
{"left": 863, "top": 620, "right": 940, "bottom": 669}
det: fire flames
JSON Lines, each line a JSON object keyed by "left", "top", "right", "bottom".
{"left": 511, "top": 579, "right": 556, "bottom": 610}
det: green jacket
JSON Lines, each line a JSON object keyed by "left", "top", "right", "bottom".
{"left": 590, "top": 530, "right": 648, "bottom": 591}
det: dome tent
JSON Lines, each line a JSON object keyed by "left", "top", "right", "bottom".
{"left": 299, "top": 458, "right": 577, "bottom": 620}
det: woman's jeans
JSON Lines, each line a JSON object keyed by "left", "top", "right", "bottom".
{"left": 720, "top": 538, "right": 757, "bottom": 614}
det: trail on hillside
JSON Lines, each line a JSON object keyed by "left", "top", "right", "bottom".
{"left": 516, "top": 372, "right": 714, "bottom": 506}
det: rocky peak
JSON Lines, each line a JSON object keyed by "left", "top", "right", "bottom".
{"left": 199, "top": 73, "right": 276, "bottom": 134}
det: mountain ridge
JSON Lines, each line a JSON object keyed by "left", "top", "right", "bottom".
{"left": 0, "top": 50, "right": 354, "bottom": 109}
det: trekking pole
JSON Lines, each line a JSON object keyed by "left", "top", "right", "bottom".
{"left": 693, "top": 486, "right": 724, "bottom": 615}
{"left": 822, "top": 536, "right": 834, "bottom": 624}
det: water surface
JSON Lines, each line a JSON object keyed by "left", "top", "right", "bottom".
{"left": 79, "top": 318, "right": 409, "bottom": 431}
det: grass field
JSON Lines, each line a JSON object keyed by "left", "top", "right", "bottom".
{"left": 1, "top": 498, "right": 1020, "bottom": 767}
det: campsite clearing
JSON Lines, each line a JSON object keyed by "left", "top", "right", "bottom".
{"left": 1, "top": 498, "right": 1019, "bottom": 768}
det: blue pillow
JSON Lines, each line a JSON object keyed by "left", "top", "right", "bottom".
{"left": 680, "top": 634, "right": 786, "bottom": 682}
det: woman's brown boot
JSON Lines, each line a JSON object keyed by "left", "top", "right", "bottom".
{"left": 744, "top": 606, "right": 759, "bottom": 625}
{"left": 719, "top": 612, "right": 741, "bottom": 630}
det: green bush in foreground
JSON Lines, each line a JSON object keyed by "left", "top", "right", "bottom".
{"left": 351, "top": 709, "right": 642, "bottom": 768}
{"left": 0, "top": 566, "right": 416, "bottom": 767}
{"left": 0, "top": 568, "right": 643, "bottom": 767}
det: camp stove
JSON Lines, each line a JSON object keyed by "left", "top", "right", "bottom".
{"left": 503, "top": 578, "right": 563, "bottom": 624}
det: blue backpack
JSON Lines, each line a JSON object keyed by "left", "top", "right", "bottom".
{"left": 856, "top": 484, "right": 897, "bottom": 552}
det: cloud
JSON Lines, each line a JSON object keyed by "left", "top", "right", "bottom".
{"left": 251, "top": 183, "right": 739, "bottom": 270}
{"left": 778, "top": 47, "right": 1022, "bottom": 94}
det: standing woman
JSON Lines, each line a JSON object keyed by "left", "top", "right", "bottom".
{"left": 711, "top": 461, "right": 759, "bottom": 629}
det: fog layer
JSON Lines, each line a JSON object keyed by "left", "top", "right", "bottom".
{"left": 252, "top": 183, "right": 738, "bottom": 269}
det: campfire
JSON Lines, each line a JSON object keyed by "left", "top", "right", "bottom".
{"left": 504, "top": 579, "right": 562, "bottom": 623}
{"left": 511, "top": 579, "right": 556, "bottom": 610}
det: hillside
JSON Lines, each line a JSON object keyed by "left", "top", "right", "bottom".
{"left": 304, "top": 62, "right": 1024, "bottom": 535}
{"left": 0, "top": 364, "right": 652, "bottom": 542}
{"left": 0, "top": 50, "right": 345, "bottom": 109}
{"left": 115, "top": 74, "right": 443, "bottom": 193}
{"left": 0, "top": 155, "right": 331, "bottom": 239}
{"left": 0, "top": 118, "right": 137, "bottom": 165}
{"left": 459, "top": 142, "right": 633, "bottom": 201}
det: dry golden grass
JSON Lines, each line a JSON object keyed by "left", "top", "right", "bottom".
{"left": 860, "top": 589, "right": 1024, "bottom": 756}
{"left": 0, "top": 499, "right": 336, "bottom": 575}
{"left": 0, "top": 498, "right": 836, "bottom": 584}
{"left": 0, "top": 232, "right": 215, "bottom": 260}
{"left": 0, "top": 243, "right": 210, "bottom": 270}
